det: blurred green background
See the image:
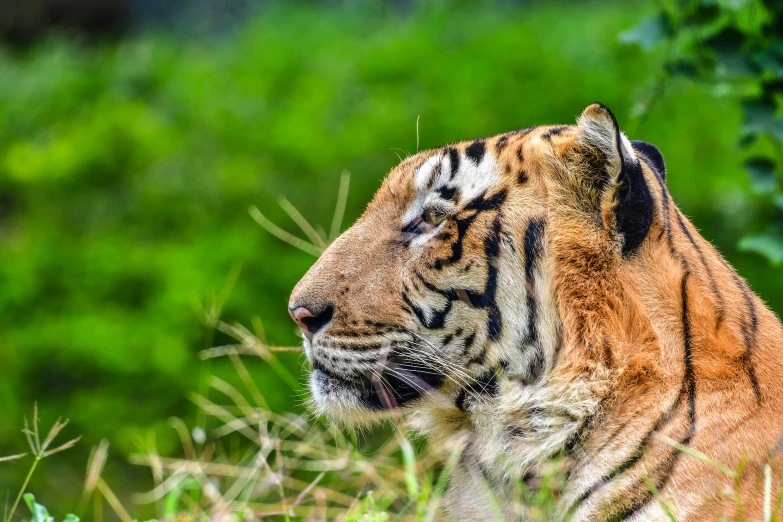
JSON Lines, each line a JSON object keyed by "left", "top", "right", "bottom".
{"left": 1, "top": 0, "right": 780, "bottom": 517}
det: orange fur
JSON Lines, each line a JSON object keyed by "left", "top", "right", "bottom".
{"left": 290, "top": 104, "right": 783, "bottom": 521}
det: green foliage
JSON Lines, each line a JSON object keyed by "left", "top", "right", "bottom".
{"left": 623, "top": 0, "right": 783, "bottom": 264}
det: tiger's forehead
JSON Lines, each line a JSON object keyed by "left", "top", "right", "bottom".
{"left": 375, "top": 124, "right": 577, "bottom": 212}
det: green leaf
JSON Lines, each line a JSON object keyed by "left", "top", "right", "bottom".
{"left": 664, "top": 59, "right": 700, "bottom": 78}
{"left": 737, "top": 131, "right": 758, "bottom": 148}
{"left": 744, "top": 157, "right": 779, "bottom": 193}
{"left": 164, "top": 480, "right": 185, "bottom": 516}
{"left": 619, "top": 14, "right": 672, "bottom": 51}
{"left": 742, "top": 99, "right": 783, "bottom": 140}
{"left": 739, "top": 233, "right": 783, "bottom": 265}
{"left": 774, "top": 194, "right": 783, "bottom": 211}
{"left": 682, "top": 4, "right": 720, "bottom": 26}
{"left": 753, "top": 49, "right": 783, "bottom": 78}
{"left": 705, "top": 27, "right": 753, "bottom": 77}
{"left": 24, "top": 493, "right": 54, "bottom": 522}
{"left": 705, "top": 26, "right": 746, "bottom": 55}
{"left": 23, "top": 493, "right": 78, "bottom": 522}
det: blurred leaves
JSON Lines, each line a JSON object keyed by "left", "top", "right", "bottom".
{"left": 622, "top": 0, "right": 783, "bottom": 265}
{"left": 620, "top": 14, "right": 673, "bottom": 51}
{"left": 744, "top": 157, "right": 779, "bottom": 193}
{"left": 739, "top": 232, "right": 783, "bottom": 265}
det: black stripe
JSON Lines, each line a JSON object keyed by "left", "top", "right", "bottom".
{"left": 673, "top": 211, "right": 725, "bottom": 328}
{"left": 445, "top": 147, "right": 460, "bottom": 180}
{"left": 402, "top": 291, "right": 452, "bottom": 329}
{"left": 484, "top": 216, "right": 503, "bottom": 341}
{"left": 651, "top": 161, "right": 673, "bottom": 248}
{"left": 521, "top": 220, "right": 546, "bottom": 378}
{"left": 524, "top": 220, "right": 545, "bottom": 280}
{"left": 675, "top": 208, "right": 760, "bottom": 404}
{"left": 461, "top": 332, "right": 476, "bottom": 355}
{"left": 516, "top": 126, "right": 536, "bottom": 137}
{"left": 465, "top": 140, "right": 486, "bottom": 165}
{"left": 541, "top": 125, "right": 568, "bottom": 141}
{"left": 717, "top": 254, "right": 762, "bottom": 405}
{"left": 436, "top": 185, "right": 457, "bottom": 201}
{"left": 465, "top": 189, "right": 507, "bottom": 212}
{"left": 431, "top": 189, "right": 507, "bottom": 268}
{"left": 496, "top": 134, "right": 509, "bottom": 152}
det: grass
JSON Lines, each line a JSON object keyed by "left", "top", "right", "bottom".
{"left": 3, "top": 326, "right": 783, "bottom": 521}
{"left": 2, "top": 406, "right": 80, "bottom": 522}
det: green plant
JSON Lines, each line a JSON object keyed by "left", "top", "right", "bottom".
{"left": 2, "top": 406, "right": 80, "bottom": 522}
{"left": 23, "top": 494, "right": 78, "bottom": 522}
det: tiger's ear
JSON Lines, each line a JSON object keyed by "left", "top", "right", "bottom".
{"left": 576, "top": 103, "right": 654, "bottom": 256}
{"left": 631, "top": 140, "right": 666, "bottom": 181}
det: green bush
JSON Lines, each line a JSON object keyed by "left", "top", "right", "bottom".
{"left": 1, "top": 0, "right": 780, "bottom": 515}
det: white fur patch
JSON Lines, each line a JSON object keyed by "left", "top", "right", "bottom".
{"left": 404, "top": 147, "right": 502, "bottom": 233}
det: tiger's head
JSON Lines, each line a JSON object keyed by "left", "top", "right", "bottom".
{"left": 289, "top": 103, "right": 663, "bottom": 427}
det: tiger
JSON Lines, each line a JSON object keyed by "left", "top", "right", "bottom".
{"left": 288, "top": 103, "right": 783, "bottom": 521}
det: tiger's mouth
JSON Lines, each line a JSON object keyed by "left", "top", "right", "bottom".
{"left": 308, "top": 349, "right": 445, "bottom": 419}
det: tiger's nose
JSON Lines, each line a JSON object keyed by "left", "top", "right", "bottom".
{"left": 289, "top": 304, "right": 334, "bottom": 342}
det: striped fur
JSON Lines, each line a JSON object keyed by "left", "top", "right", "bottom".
{"left": 290, "top": 104, "right": 783, "bottom": 520}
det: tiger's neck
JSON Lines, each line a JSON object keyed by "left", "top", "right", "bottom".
{"left": 414, "top": 198, "right": 776, "bottom": 503}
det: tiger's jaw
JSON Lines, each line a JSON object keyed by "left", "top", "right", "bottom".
{"left": 308, "top": 364, "right": 388, "bottom": 425}
{"left": 305, "top": 333, "right": 451, "bottom": 426}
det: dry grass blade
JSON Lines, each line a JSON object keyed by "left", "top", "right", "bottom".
{"left": 329, "top": 170, "right": 351, "bottom": 242}
{"left": 79, "top": 439, "right": 110, "bottom": 515}
{"left": 642, "top": 475, "right": 679, "bottom": 522}
{"left": 278, "top": 196, "right": 328, "bottom": 250}
{"left": 249, "top": 206, "right": 323, "bottom": 257}
{"left": 32, "top": 404, "right": 41, "bottom": 452}
{"left": 764, "top": 464, "right": 772, "bottom": 522}
{"left": 168, "top": 417, "right": 196, "bottom": 460}
{"left": 0, "top": 453, "right": 27, "bottom": 463}
{"left": 655, "top": 433, "right": 736, "bottom": 478}
{"left": 23, "top": 419, "right": 37, "bottom": 455}
{"left": 293, "top": 471, "right": 326, "bottom": 507}
{"left": 43, "top": 436, "right": 82, "bottom": 457}
{"left": 416, "top": 115, "right": 421, "bottom": 153}
{"left": 40, "top": 418, "right": 67, "bottom": 450}
{"left": 83, "top": 439, "right": 110, "bottom": 498}
{"left": 97, "top": 478, "right": 134, "bottom": 522}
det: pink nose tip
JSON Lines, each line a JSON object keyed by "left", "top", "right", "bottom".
{"left": 290, "top": 306, "right": 315, "bottom": 330}
{"left": 289, "top": 304, "right": 334, "bottom": 341}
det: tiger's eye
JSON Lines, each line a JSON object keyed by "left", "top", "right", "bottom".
{"left": 425, "top": 208, "right": 446, "bottom": 227}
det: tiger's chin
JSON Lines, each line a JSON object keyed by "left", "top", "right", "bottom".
{"left": 308, "top": 368, "right": 406, "bottom": 427}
